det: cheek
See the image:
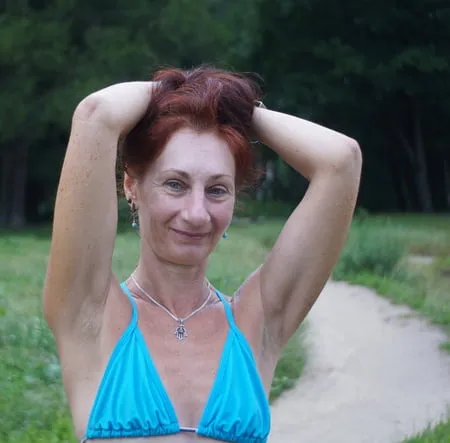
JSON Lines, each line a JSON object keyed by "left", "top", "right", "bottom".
{"left": 146, "top": 192, "right": 179, "bottom": 222}
{"left": 211, "top": 200, "right": 235, "bottom": 229}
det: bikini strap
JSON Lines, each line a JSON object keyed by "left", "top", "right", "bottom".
{"left": 120, "top": 281, "right": 139, "bottom": 327}
{"left": 215, "top": 290, "right": 237, "bottom": 331}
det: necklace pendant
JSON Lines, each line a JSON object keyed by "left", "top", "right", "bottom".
{"left": 175, "top": 323, "right": 187, "bottom": 341}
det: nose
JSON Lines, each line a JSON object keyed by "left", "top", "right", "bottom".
{"left": 180, "top": 189, "right": 211, "bottom": 227}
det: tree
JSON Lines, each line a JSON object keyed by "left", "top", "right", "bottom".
{"left": 0, "top": 0, "right": 264, "bottom": 226}
{"left": 0, "top": 12, "right": 71, "bottom": 226}
{"left": 253, "top": 0, "right": 450, "bottom": 212}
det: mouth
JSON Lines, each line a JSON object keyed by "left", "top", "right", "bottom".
{"left": 171, "top": 228, "right": 210, "bottom": 239}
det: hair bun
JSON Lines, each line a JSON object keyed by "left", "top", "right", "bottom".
{"left": 153, "top": 68, "right": 186, "bottom": 90}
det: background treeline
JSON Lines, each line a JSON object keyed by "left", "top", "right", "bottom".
{"left": 1, "top": 0, "right": 449, "bottom": 228}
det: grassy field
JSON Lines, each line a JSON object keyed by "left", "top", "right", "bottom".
{"left": 0, "top": 218, "right": 305, "bottom": 442}
{"left": 0, "top": 211, "right": 449, "bottom": 441}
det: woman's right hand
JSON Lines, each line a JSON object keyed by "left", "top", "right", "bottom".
{"left": 74, "top": 81, "right": 159, "bottom": 137}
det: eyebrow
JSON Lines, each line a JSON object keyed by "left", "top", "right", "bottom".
{"left": 162, "top": 169, "right": 233, "bottom": 180}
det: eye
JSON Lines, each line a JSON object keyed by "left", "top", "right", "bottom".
{"left": 207, "top": 186, "right": 227, "bottom": 197}
{"left": 165, "top": 180, "right": 185, "bottom": 192}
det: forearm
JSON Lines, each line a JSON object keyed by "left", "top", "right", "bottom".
{"left": 251, "top": 107, "right": 361, "bottom": 180}
{"left": 74, "top": 81, "right": 156, "bottom": 137}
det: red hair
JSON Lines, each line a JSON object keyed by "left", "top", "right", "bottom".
{"left": 120, "top": 65, "right": 264, "bottom": 190}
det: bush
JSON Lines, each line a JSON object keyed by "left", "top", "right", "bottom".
{"left": 333, "top": 220, "right": 407, "bottom": 279}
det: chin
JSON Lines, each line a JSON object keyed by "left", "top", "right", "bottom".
{"left": 165, "top": 244, "right": 214, "bottom": 266}
{"left": 170, "top": 252, "right": 209, "bottom": 266}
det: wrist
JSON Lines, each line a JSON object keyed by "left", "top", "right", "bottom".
{"left": 250, "top": 103, "right": 267, "bottom": 144}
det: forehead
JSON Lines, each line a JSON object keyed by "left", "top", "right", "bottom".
{"left": 151, "top": 127, "right": 235, "bottom": 178}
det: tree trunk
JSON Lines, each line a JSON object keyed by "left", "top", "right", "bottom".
{"left": 392, "top": 101, "right": 434, "bottom": 213}
{"left": 392, "top": 126, "right": 420, "bottom": 211}
{"left": 400, "top": 173, "right": 414, "bottom": 212}
{"left": 9, "top": 144, "right": 29, "bottom": 228}
{"left": 387, "top": 144, "right": 413, "bottom": 211}
{"left": 412, "top": 100, "right": 433, "bottom": 213}
{"left": 444, "top": 158, "right": 450, "bottom": 210}
{"left": 0, "top": 149, "right": 12, "bottom": 227}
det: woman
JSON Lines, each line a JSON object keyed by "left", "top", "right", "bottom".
{"left": 43, "top": 66, "right": 362, "bottom": 443}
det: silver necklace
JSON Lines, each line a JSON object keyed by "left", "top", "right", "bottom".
{"left": 130, "top": 274, "right": 213, "bottom": 341}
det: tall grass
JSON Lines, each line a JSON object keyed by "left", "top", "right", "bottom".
{"left": 403, "top": 420, "right": 450, "bottom": 443}
{"left": 333, "top": 218, "right": 407, "bottom": 278}
{"left": 334, "top": 214, "right": 450, "bottom": 336}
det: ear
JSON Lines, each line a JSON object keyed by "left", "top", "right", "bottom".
{"left": 123, "top": 171, "right": 137, "bottom": 202}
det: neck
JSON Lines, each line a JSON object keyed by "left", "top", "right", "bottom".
{"left": 131, "top": 251, "right": 212, "bottom": 318}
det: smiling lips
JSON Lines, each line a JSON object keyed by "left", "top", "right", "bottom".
{"left": 171, "top": 228, "right": 210, "bottom": 239}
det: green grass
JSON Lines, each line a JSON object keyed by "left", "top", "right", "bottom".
{"left": 367, "top": 213, "right": 450, "bottom": 256}
{"left": 0, "top": 219, "right": 304, "bottom": 441}
{"left": 402, "top": 420, "right": 450, "bottom": 443}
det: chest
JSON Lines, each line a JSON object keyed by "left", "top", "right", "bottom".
{"left": 123, "top": 299, "right": 231, "bottom": 426}
{"left": 69, "top": 294, "right": 272, "bottom": 441}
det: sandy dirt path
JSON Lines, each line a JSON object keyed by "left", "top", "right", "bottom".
{"left": 269, "top": 281, "right": 450, "bottom": 443}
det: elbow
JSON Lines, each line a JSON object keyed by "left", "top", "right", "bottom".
{"left": 347, "top": 138, "right": 362, "bottom": 167}
{"left": 72, "top": 92, "right": 120, "bottom": 130}
{"left": 73, "top": 95, "right": 105, "bottom": 122}
{"left": 334, "top": 138, "right": 362, "bottom": 176}
{"left": 313, "top": 138, "right": 362, "bottom": 182}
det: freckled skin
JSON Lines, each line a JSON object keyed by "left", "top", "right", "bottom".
{"left": 44, "top": 81, "right": 361, "bottom": 442}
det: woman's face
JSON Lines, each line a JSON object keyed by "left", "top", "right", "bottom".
{"left": 128, "top": 127, "right": 236, "bottom": 266}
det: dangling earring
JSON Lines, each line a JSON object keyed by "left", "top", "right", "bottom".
{"left": 128, "top": 199, "right": 140, "bottom": 233}
{"left": 132, "top": 209, "right": 139, "bottom": 231}
{"left": 222, "top": 232, "right": 228, "bottom": 239}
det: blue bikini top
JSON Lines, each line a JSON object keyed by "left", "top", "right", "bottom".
{"left": 81, "top": 282, "right": 271, "bottom": 442}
